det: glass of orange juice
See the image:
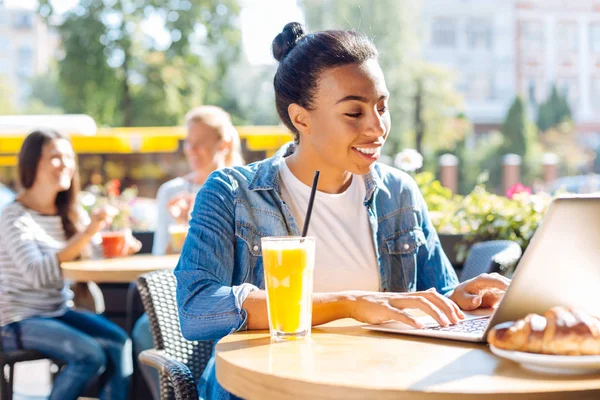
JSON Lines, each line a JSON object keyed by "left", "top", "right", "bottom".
{"left": 261, "top": 236, "right": 315, "bottom": 340}
{"left": 168, "top": 223, "right": 189, "bottom": 254}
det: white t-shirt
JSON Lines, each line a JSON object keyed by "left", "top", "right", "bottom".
{"left": 152, "top": 177, "right": 203, "bottom": 255}
{"left": 278, "top": 159, "right": 380, "bottom": 293}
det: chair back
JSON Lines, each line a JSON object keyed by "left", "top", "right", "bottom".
{"left": 137, "top": 270, "right": 213, "bottom": 398}
{"left": 459, "top": 240, "right": 522, "bottom": 282}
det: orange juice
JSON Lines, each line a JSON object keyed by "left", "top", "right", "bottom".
{"left": 168, "top": 224, "right": 189, "bottom": 253}
{"left": 261, "top": 237, "right": 315, "bottom": 339}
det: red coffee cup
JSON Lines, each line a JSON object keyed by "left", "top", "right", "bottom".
{"left": 100, "top": 231, "right": 126, "bottom": 258}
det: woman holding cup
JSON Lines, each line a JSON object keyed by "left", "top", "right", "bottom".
{"left": 175, "top": 23, "right": 511, "bottom": 400}
{"left": 151, "top": 106, "right": 245, "bottom": 256}
{"left": 132, "top": 106, "right": 244, "bottom": 400}
{"left": 0, "top": 130, "right": 137, "bottom": 400}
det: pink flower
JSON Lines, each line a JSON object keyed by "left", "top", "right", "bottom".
{"left": 506, "top": 183, "right": 532, "bottom": 200}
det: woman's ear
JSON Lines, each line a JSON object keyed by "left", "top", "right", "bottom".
{"left": 288, "top": 103, "right": 310, "bottom": 136}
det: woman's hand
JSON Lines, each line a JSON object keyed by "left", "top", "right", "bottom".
{"left": 449, "top": 273, "right": 511, "bottom": 311}
{"left": 123, "top": 229, "right": 142, "bottom": 256}
{"left": 168, "top": 193, "right": 194, "bottom": 224}
{"left": 85, "top": 205, "right": 118, "bottom": 236}
{"left": 345, "top": 288, "right": 465, "bottom": 328}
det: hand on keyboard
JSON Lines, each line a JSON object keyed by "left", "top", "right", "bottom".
{"left": 424, "top": 316, "right": 489, "bottom": 333}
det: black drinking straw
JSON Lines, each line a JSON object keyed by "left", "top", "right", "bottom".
{"left": 301, "top": 170, "right": 320, "bottom": 237}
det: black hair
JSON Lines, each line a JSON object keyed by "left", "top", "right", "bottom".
{"left": 272, "top": 22, "right": 378, "bottom": 143}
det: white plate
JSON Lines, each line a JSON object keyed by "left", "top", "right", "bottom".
{"left": 490, "top": 345, "right": 600, "bottom": 375}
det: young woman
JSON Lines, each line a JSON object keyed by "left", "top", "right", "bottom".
{"left": 175, "top": 23, "right": 510, "bottom": 399}
{"left": 0, "top": 130, "right": 138, "bottom": 400}
{"left": 133, "top": 106, "right": 244, "bottom": 400}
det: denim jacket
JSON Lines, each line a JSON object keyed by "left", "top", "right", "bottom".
{"left": 175, "top": 143, "right": 459, "bottom": 399}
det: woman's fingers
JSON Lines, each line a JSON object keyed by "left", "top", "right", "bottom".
{"left": 479, "top": 289, "right": 505, "bottom": 308}
{"left": 453, "top": 273, "right": 511, "bottom": 311}
{"left": 379, "top": 305, "right": 423, "bottom": 329}
{"left": 469, "top": 273, "right": 510, "bottom": 292}
{"left": 420, "top": 289, "right": 465, "bottom": 323}
{"left": 390, "top": 296, "right": 451, "bottom": 327}
{"left": 453, "top": 289, "right": 482, "bottom": 311}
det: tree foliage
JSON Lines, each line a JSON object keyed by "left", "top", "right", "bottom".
{"left": 536, "top": 84, "right": 572, "bottom": 132}
{"left": 0, "top": 76, "right": 16, "bottom": 114}
{"left": 502, "top": 96, "right": 530, "bottom": 157}
{"left": 495, "top": 96, "right": 541, "bottom": 189}
{"left": 37, "top": 0, "right": 242, "bottom": 126}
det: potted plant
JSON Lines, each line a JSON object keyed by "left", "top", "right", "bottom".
{"left": 394, "top": 150, "right": 554, "bottom": 274}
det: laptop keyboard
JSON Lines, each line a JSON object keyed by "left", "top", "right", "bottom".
{"left": 423, "top": 316, "right": 489, "bottom": 334}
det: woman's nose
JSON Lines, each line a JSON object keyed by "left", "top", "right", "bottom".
{"left": 365, "top": 112, "right": 386, "bottom": 138}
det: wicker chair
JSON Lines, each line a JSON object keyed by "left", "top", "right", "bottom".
{"left": 136, "top": 270, "right": 214, "bottom": 400}
{"left": 459, "top": 240, "right": 522, "bottom": 282}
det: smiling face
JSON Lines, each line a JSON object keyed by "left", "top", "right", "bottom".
{"left": 183, "top": 121, "right": 226, "bottom": 173}
{"left": 35, "top": 138, "right": 76, "bottom": 193}
{"left": 296, "top": 59, "right": 390, "bottom": 176}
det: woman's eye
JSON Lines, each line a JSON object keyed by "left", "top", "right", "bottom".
{"left": 345, "top": 113, "right": 362, "bottom": 118}
{"left": 378, "top": 107, "right": 388, "bottom": 114}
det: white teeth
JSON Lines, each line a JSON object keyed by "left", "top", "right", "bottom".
{"left": 354, "top": 147, "right": 378, "bottom": 155}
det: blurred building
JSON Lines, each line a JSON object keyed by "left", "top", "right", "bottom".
{"left": 421, "top": 0, "right": 517, "bottom": 133}
{"left": 515, "top": 0, "right": 600, "bottom": 134}
{"left": 0, "top": 4, "right": 59, "bottom": 108}
{"left": 421, "top": 0, "right": 600, "bottom": 136}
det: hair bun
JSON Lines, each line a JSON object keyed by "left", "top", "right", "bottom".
{"left": 272, "top": 22, "right": 306, "bottom": 62}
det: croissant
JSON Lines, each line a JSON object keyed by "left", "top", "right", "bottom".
{"left": 488, "top": 306, "right": 600, "bottom": 355}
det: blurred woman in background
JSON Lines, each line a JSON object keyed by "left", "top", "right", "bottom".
{"left": 0, "top": 130, "right": 137, "bottom": 400}
{"left": 135, "top": 106, "right": 244, "bottom": 400}
{"left": 152, "top": 106, "right": 244, "bottom": 256}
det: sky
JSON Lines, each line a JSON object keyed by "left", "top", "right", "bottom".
{"left": 3, "top": 0, "right": 305, "bottom": 65}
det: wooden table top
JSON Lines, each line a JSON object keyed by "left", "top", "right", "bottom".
{"left": 215, "top": 319, "right": 600, "bottom": 400}
{"left": 61, "top": 254, "right": 179, "bottom": 283}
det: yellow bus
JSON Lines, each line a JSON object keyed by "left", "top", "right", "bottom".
{"left": 0, "top": 116, "right": 292, "bottom": 196}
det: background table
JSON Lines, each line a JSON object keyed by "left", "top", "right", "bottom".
{"left": 61, "top": 254, "right": 179, "bottom": 283}
{"left": 216, "top": 319, "right": 600, "bottom": 400}
{"left": 62, "top": 254, "right": 179, "bottom": 399}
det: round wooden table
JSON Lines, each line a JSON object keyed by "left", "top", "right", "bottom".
{"left": 216, "top": 319, "right": 600, "bottom": 400}
{"left": 61, "top": 254, "right": 179, "bottom": 283}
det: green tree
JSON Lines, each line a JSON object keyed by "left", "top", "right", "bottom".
{"left": 502, "top": 96, "right": 529, "bottom": 157}
{"left": 413, "top": 63, "right": 464, "bottom": 160}
{"left": 23, "top": 66, "right": 64, "bottom": 115}
{"left": 496, "top": 96, "right": 541, "bottom": 189}
{"left": 28, "top": 67, "right": 63, "bottom": 110}
{"left": 38, "top": 0, "right": 242, "bottom": 127}
{"left": 0, "top": 77, "right": 16, "bottom": 114}
{"left": 536, "top": 84, "right": 572, "bottom": 132}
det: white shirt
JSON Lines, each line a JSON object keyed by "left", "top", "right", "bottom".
{"left": 278, "top": 159, "right": 380, "bottom": 293}
{"left": 152, "top": 177, "right": 202, "bottom": 255}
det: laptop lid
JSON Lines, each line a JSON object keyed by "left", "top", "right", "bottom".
{"left": 483, "top": 196, "right": 600, "bottom": 338}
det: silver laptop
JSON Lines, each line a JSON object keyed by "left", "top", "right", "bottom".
{"left": 365, "top": 196, "right": 600, "bottom": 342}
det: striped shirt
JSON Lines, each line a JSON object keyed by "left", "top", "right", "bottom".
{"left": 0, "top": 201, "right": 73, "bottom": 326}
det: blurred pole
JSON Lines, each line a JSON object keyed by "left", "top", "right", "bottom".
{"left": 503, "top": 154, "right": 522, "bottom": 194}
{"left": 439, "top": 154, "right": 459, "bottom": 194}
{"left": 542, "top": 153, "right": 559, "bottom": 187}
